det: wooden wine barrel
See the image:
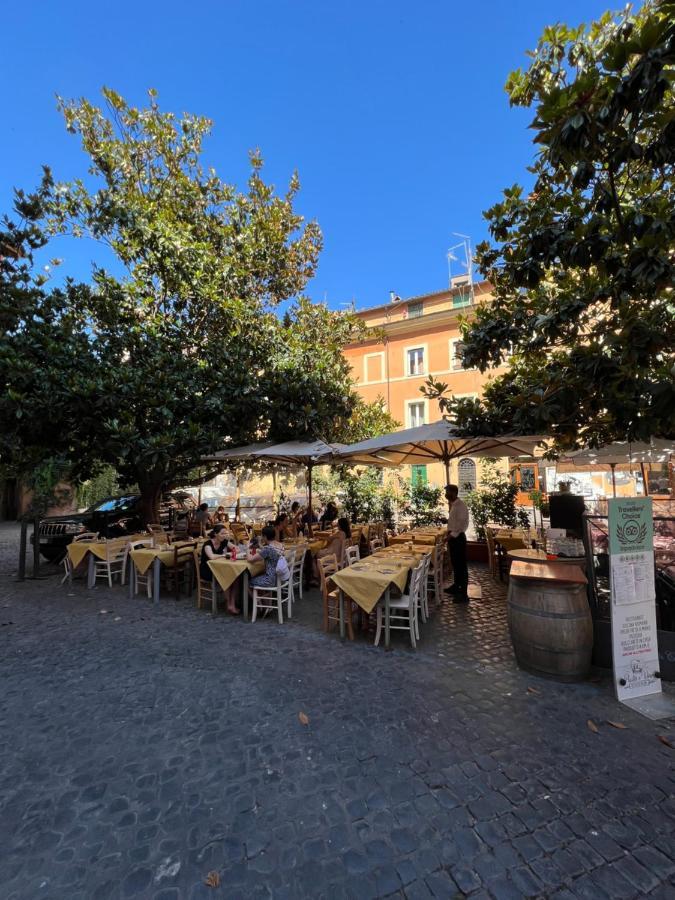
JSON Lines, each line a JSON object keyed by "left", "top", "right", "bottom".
{"left": 507, "top": 561, "right": 592, "bottom": 682}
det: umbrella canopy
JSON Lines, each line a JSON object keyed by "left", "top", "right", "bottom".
{"left": 202, "top": 439, "right": 347, "bottom": 516}
{"left": 555, "top": 439, "right": 674, "bottom": 498}
{"left": 333, "top": 421, "right": 545, "bottom": 517}
{"left": 557, "top": 439, "right": 674, "bottom": 468}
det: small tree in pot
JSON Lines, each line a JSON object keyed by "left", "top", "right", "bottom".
{"left": 466, "top": 461, "right": 530, "bottom": 540}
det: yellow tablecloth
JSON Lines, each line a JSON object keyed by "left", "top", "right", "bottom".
{"left": 130, "top": 541, "right": 199, "bottom": 576}
{"left": 495, "top": 532, "right": 529, "bottom": 551}
{"left": 331, "top": 558, "right": 413, "bottom": 614}
{"left": 387, "top": 534, "right": 438, "bottom": 547}
{"left": 208, "top": 558, "right": 265, "bottom": 592}
{"left": 67, "top": 533, "right": 148, "bottom": 568}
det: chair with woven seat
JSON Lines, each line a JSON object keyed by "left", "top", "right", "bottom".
{"left": 426, "top": 543, "right": 443, "bottom": 610}
{"left": 162, "top": 540, "right": 199, "bottom": 601}
{"left": 192, "top": 549, "right": 220, "bottom": 614}
{"left": 252, "top": 551, "right": 293, "bottom": 624}
{"left": 93, "top": 540, "right": 127, "bottom": 588}
{"left": 343, "top": 545, "right": 360, "bottom": 568}
{"left": 318, "top": 553, "right": 354, "bottom": 640}
{"left": 127, "top": 539, "right": 154, "bottom": 597}
{"left": 291, "top": 546, "right": 307, "bottom": 601}
{"left": 374, "top": 560, "right": 424, "bottom": 648}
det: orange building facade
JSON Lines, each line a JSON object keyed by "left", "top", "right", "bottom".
{"left": 343, "top": 279, "right": 512, "bottom": 490}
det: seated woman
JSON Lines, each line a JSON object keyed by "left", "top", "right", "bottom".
{"left": 288, "top": 501, "right": 303, "bottom": 536}
{"left": 200, "top": 524, "right": 239, "bottom": 614}
{"left": 213, "top": 505, "right": 229, "bottom": 524}
{"left": 319, "top": 502, "right": 338, "bottom": 531}
{"left": 247, "top": 525, "right": 287, "bottom": 598}
{"left": 314, "top": 517, "right": 351, "bottom": 579}
{"left": 274, "top": 513, "right": 290, "bottom": 542}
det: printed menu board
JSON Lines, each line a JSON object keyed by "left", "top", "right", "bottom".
{"left": 608, "top": 498, "right": 661, "bottom": 702}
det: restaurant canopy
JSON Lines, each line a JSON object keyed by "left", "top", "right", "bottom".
{"left": 555, "top": 439, "right": 675, "bottom": 496}
{"left": 332, "top": 421, "right": 545, "bottom": 517}
{"left": 202, "top": 439, "right": 348, "bottom": 515}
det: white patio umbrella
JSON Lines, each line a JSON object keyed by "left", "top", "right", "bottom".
{"left": 203, "top": 439, "right": 347, "bottom": 518}
{"left": 556, "top": 439, "right": 674, "bottom": 497}
{"left": 333, "top": 421, "right": 546, "bottom": 519}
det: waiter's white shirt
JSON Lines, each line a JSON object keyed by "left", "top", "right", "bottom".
{"left": 448, "top": 497, "right": 469, "bottom": 538}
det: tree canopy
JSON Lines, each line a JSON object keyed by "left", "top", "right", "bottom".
{"left": 1, "top": 90, "right": 392, "bottom": 521}
{"left": 425, "top": 1, "right": 675, "bottom": 449}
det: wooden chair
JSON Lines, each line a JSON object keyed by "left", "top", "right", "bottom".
{"left": 61, "top": 533, "right": 100, "bottom": 583}
{"left": 343, "top": 545, "right": 360, "bottom": 567}
{"left": 374, "top": 561, "right": 424, "bottom": 648}
{"left": 369, "top": 538, "right": 383, "bottom": 554}
{"left": 163, "top": 540, "right": 198, "bottom": 601}
{"left": 426, "top": 543, "right": 443, "bottom": 609}
{"left": 128, "top": 539, "right": 154, "bottom": 597}
{"left": 193, "top": 549, "right": 219, "bottom": 614}
{"left": 251, "top": 561, "right": 293, "bottom": 624}
{"left": 93, "top": 540, "right": 127, "bottom": 588}
{"left": 318, "top": 554, "right": 353, "bottom": 640}
{"left": 291, "top": 546, "right": 307, "bottom": 601}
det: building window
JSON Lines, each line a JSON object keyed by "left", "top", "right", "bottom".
{"left": 364, "top": 353, "right": 384, "bottom": 383}
{"left": 407, "top": 301, "right": 423, "bottom": 319}
{"left": 411, "top": 464, "right": 428, "bottom": 486}
{"left": 450, "top": 339, "right": 465, "bottom": 371}
{"left": 407, "top": 401, "right": 425, "bottom": 428}
{"left": 453, "top": 286, "right": 472, "bottom": 308}
{"left": 407, "top": 347, "right": 425, "bottom": 376}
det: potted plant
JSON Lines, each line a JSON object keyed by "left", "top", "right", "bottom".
{"left": 465, "top": 460, "right": 531, "bottom": 561}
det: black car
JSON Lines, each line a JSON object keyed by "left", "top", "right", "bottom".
{"left": 35, "top": 494, "right": 146, "bottom": 562}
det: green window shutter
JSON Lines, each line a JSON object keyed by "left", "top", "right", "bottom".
{"left": 411, "top": 465, "right": 428, "bottom": 486}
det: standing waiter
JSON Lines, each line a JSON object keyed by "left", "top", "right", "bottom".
{"left": 444, "top": 484, "right": 470, "bottom": 603}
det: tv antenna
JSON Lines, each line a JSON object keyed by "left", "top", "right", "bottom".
{"left": 447, "top": 233, "right": 473, "bottom": 289}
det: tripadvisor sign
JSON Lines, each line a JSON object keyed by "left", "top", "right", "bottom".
{"left": 607, "top": 498, "right": 660, "bottom": 703}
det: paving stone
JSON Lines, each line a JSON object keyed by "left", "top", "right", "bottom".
{"left": 0, "top": 550, "right": 673, "bottom": 899}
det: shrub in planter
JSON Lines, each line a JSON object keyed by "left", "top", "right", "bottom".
{"left": 466, "top": 460, "right": 530, "bottom": 540}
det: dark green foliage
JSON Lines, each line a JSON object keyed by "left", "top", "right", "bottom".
{"left": 425, "top": 1, "right": 675, "bottom": 449}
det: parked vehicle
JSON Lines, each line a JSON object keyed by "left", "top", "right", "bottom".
{"left": 33, "top": 492, "right": 189, "bottom": 562}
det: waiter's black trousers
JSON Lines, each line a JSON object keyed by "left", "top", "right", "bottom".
{"left": 449, "top": 532, "right": 468, "bottom": 593}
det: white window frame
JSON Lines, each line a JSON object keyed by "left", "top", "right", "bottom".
{"left": 449, "top": 338, "right": 469, "bottom": 372}
{"left": 363, "top": 351, "right": 385, "bottom": 385}
{"left": 404, "top": 343, "right": 427, "bottom": 377}
{"left": 406, "top": 399, "right": 428, "bottom": 428}
{"left": 453, "top": 392, "right": 479, "bottom": 401}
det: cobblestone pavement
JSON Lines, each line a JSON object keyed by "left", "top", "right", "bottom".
{"left": 1, "top": 546, "right": 674, "bottom": 899}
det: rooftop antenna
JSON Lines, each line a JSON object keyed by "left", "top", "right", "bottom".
{"left": 446, "top": 233, "right": 473, "bottom": 288}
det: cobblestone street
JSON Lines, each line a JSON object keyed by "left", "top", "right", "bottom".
{"left": 1, "top": 539, "right": 674, "bottom": 899}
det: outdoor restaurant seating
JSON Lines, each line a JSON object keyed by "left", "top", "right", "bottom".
{"left": 343, "top": 544, "right": 360, "bottom": 567}
{"left": 128, "top": 539, "right": 154, "bottom": 597}
{"left": 252, "top": 551, "right": 294, "bottom": 624}
{"left": 374, "top": 559, "right": 424, "bottom": 648}
{"left": 291, "top": 546, "right": 307, "bottom": 600}
{"left": 92, "top": 539, "right": 127, "bottom": 588}
{"left": 192, "top": 548, "right": 219, "bottom": 614}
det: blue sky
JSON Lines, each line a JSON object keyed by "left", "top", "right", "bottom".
{"left": 2, "top": 0, "right": 613, "bottom": 310}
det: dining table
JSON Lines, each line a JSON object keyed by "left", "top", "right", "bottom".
{"left": 66, "top": 533, "right": 149, "bottom": 588}
{"left": 208, "top": 556, "right": 265, "bottom": 619}
{"left": 330, "top": 550, "right": 425, "bottom": 649}
{"left": 129, "top": 540, "right": 201, "bottom": 604}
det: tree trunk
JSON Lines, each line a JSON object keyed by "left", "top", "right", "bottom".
{"left": 235, "top": 474, "right": 241, "bottom": 522}
{"left": 139, "top": 483, "right": 162, "bottom": 526}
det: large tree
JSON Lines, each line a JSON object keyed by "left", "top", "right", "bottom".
{"left": 425, "top": 1, "right": 675, "bottom": 449}
{"left": 2, "top": 90, "right": 385, "bottom": 522}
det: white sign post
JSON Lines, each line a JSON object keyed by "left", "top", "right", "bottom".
{"left": 607, "top": 498, "right": 661, "bottom": 702}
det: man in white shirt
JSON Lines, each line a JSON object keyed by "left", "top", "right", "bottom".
{"left": 444, "top": 484, "right": 470, "bottom": 602}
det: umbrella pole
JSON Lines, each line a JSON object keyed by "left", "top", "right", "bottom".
{"left": 610, "top": 463, "right": 617, "bottom": 498}
{"left": 307, "top": 464, "right": 313, "bottom": 520}
{"left": 444, "top": 457, "right": 452, "bottom": 521}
